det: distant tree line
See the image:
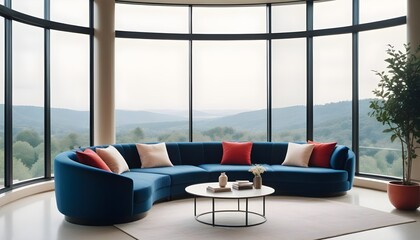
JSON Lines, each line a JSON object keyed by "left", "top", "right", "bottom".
{"left": 0, "top": 118, "right": 402, "bottom": 184}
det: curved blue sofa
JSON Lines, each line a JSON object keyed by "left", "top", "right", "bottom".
{"left": 54, "top": 142, "right": 355, "bottom": 225}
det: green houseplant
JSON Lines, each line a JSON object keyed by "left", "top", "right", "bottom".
{"left": 369, "top": 44, "right": 420, "bottom": 210}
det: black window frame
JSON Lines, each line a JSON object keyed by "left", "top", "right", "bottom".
{"left": 0, "top": 0, "right": 93, "bottom": 193}
{"left": 114, "top": 0, "right": 406, "bottom": 181}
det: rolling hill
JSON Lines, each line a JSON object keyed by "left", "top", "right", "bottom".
{"left": 0, "top": 99, "right": 377, "bottom": 138}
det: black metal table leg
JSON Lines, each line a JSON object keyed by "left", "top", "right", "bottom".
{"left": 263, "top": 196, "right": 266, "bottom": 216}
{"left": 194, "top": 197, "right": 197, "bottom": 216}
{"left": 212, "top": 198, "right": 215, "bottom": 226}
{"left": 238, "top": 198, "right": 240, "bottom": 210}
{"left": 246, "top": 198, "right": 249, "bottom": 226}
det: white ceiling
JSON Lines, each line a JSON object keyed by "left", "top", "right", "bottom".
{"left": 118, "top": 0, "right": 308, "bottom": 5}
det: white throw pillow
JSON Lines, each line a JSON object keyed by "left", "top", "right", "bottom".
{"left": 136, "top": 143, "right": 174, "bottom": 168}
{"left": 282, "top": 142, "right": 315, "bottom": 167}
{"left": 96, "top": 145, "right": 130, "bottom": 174}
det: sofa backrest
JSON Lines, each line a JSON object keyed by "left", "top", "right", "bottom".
{"left": 151, "top": 142, "right": 290, "bottom": 166}
{"left": 80, "top": 142, "right": 352, "bottom": 171}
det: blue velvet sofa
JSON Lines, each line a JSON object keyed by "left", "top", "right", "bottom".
{"left": 54, "top": 142, "right": 355, "bottom": 226}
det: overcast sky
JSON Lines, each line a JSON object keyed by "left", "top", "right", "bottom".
{"left": 0, "top": 0, "right": 407, "bottom": 112}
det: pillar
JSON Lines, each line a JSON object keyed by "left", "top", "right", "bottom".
{"left": 407, "top": 0, "right": 420, "bottom": 181}
{"left": 94, "top": 0, "right": 115, "bottom": 145}
{"left": 407, "top": 0, "right": 420, "bottom": 48}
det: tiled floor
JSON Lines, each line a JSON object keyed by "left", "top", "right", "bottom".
{"left": 0, "top": 187, "right": 419, "bottom": 240}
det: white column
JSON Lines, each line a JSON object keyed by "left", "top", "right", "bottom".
{"left": 407, "top": 0, "right": 420, "bottom": 48}
{"left": 94, "top": 0, "right": 115, "bottom": 145}
{"left": 407, "top": 0, "right": 420, "bottom": 181}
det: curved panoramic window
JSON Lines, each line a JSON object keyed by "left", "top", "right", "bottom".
{"left": 0, "top": 1, "right": 91, "bottom": 191}
{"left": 0, "top": 0, "right": 408, "bottom": 191}
{"left": 115, "top": 1, "right": 407, "bottom": 180}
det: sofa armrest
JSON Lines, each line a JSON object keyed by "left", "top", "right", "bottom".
{"left": 330, "top": 145, "right": 356, "bottom": 185}
{"left": 345, "top": 150, "right": 356, "bottom": 186}
{"left": 330, "top": 145, "right": 349, "bottom": 170}
{"left": 54, "top": 152, "right": 134, "bottom": 221}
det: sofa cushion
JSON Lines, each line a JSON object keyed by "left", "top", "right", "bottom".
{"left": 136, "top": 143, "right": 174, "bottom": 168}
{"left": 131, "top": 165, "right": 209, "bottom": 185}
{"left": 96, "top": 145, "right": 130, "bottom": 174}
{"left": 221, "top": 141, "right": 253, "bottom": 165}
{"left": 308, "top": 141, "right": 337, "bottom": 168}
{"left": 76, "top": 149, "right": 112, "bottom": 172}
{"left": 282, "top": 142, "right": 314, "bottom": 167}
{"left": 121, "top": 171, "right": 171, "bottom": 203}
{"left": 266, "top": 165, "right": 348, "bottom": 183}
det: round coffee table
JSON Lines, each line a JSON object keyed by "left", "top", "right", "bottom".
{"left": 185, "top": 182, "right": 275, "bottom": 227}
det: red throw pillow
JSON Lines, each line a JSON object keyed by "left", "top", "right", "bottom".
{"left": 308, "top": 140, "right": 337, "bottom": 168}
{"left": 220, "top": 141, "right": 253, "bottom": 165}
{"left": 76, "top": 149, "right": 112, "bottom": 172}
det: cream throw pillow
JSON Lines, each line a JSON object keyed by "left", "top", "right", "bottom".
{"left": 282, "top": 142, "right": 315, "bottom": 167}
{"left": 136, "top": 143, "right": 174, "bottom": 168}
{"left": 96, "top": 145, "right": 130, "bottom": 174}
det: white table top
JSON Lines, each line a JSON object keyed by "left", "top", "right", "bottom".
{"left": 185, "top": 182, "right": 275, "bottom": 199}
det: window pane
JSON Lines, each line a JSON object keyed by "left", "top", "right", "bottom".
{"left": 272, "top": 3, "right": 306, "bottom": 33}
{"left": 313, "top": 34, "right": 352, "bottom": 146}
{"left": 0, "top": 17, "right": 4, "bottom": 188}
{"left": 51, "top": 0, "right": 89, "bottom": 26}
{"left": 314, "top": 0, "right": 352, "bottom": 29}
{"left": 12, "top": 22, "right": 44, "bottom": 183}
{"left": 272, "top": 38, "right": 306, "bottom": 142}
{"left": 360, "top": 0, "right": 407, "bottom": 24}
{"left": 359, "top": 25, "right": 406, "bottom": 177}
{"left": 115, "top": 39, "right": 189, "bottom": 142}
{"left": 115, "top": 3, "right": 189, "bottom": 33}
{"left": 51, "top": 31, "right": 90, "bottom": 174}
{"left": 193, "top": 6, "right": 266, "bottom": 34}
{"left": 193, "top": 41, "right": 267, "bottom": 141}
{"left": 12, "top": 0, "right": 43, "bottom": 18}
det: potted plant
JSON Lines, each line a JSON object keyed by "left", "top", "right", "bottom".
{"left": 369, "top": 43, "right": 420, "bottom": 210}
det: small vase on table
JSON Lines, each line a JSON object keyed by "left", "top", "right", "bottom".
{"left": 249, "top": 164, "right": 266, "bottom": 189}
{"left": 219, "top": 172, "right": 228, "bottom": 187}
{"left": 253, "top": 175, "right": 262, "bottom": 189}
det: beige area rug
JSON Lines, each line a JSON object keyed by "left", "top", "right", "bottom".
{"left": 115, "top": 196, "right": 415, "bottom": 240}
